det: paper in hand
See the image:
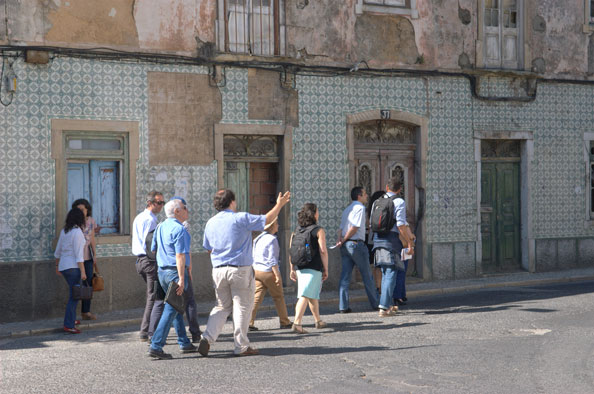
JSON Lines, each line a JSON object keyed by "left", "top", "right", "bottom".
{"left": 401, "top": 248, "right": 413, "bottom": 261}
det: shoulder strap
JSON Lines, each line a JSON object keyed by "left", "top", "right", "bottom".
{"left": 253, "top": 232, "right": 267, "bottom": 248}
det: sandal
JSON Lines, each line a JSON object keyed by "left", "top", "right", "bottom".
{"left": 314, "top": 320, "right": 327, "bottom": 329}
{"left": 292, "top": 324, "right": 308, "bottom": 334}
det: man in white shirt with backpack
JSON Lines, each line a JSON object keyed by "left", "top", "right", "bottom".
{"left": 370, "top": 177, "right": 415, "bottom": 317}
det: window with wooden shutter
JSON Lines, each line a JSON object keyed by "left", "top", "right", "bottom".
{"left": 482, "top": 0, "right": 523, "bottom": 69}
{"left": 218, "top": 0, "right": 285, "bottom": 56}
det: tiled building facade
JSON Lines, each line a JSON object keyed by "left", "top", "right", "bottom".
{"left": 1, "top": 0, "right": 594, "bottom": 322}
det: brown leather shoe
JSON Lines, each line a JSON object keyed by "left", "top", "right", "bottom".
{"left": 236, "top": 347, "right": 259, "bottom": 356}
{"left": 82, "top": 312, "right": 97, "bottom": 320}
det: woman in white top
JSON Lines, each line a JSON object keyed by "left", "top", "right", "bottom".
{"left": 55, "top": 208, "right": 88, "bottom": 334}
{"left": 72, "top": 199, "right": 97, "bottom": 320}
{"left": 249, "top": 218, "right": 292, "bottom": 331}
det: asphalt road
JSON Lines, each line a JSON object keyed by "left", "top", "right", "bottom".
{"left": 1, "top": 281, "right": 594, "bottom": 394}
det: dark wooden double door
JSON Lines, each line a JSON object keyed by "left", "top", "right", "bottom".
{"left": 481, "top": 161, "right": 521, "bottom": 272}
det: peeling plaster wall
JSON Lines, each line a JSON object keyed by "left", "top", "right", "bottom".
{"left": 285, "top": 0, "right": 357, "bottom": 63}
{"left": 528, "top": 0, "right": 588, "bottom": 76}
{"left": 134, "top": 0, "right": 215, "bottom": 52}
{"left": 413, "top": 0, "right": 476, "bottom": 70}
{"left": 3, "top": 0, "right": 594, "bottom": 78}
{"left": 45, "top": 0, "right": 139, "bottom": 47}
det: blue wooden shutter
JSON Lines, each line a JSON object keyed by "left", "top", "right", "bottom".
{"left": 67, "top": 162, "right": 90, "bottom": 209}
{"left": 90, "top": 160, "right": 120, "bottom": 234}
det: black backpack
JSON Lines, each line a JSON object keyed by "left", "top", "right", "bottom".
{"left": 289, "top": 225, "right": 319, "bottom": 267}
{"left": 145, "top": 227, "right": 157, "bottom": 262}
{"left": 370, "top": 194, "right": 398, "bottom": 234}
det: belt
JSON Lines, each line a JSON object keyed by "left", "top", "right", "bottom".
{"left": 345, "top": 239, "right": 363, "bottom": 243}
{"left": 159, "top": 266, "right": 177, "bottom": 270}
{"left": 136, "top": 254, "right": 147, "bottom": 258}
{"left": 215, "top": 264, "right": 240, "bottom": 268}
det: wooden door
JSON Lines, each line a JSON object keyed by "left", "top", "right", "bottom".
{"left": 355, "top": 147, "right": 416, "bottom": 228}
{"left": 481, "top": 162, "right": 521, "bottom": 271}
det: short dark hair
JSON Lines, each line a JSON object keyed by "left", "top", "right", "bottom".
{"left": 351, "top": 187, "right": 364, "bottom": 201}
{"left": 72, "top": 198, "right": 92, "bottom": 217}
{"left": 297, "top": 203, "right": 318, "bottom": 227}
{"left": 64, "top": 208, "right": 86, "bottom": 233}
{"left": 146, "top": 191, "right": 163, "bottom": 206}
{"left": 367, "top": 190, "right": 386, "bottom": 216}
{"left": 387, "top": 177, "right": 402, "bottom": 193}
{"left": 214, "top": 189, "right": 235, "bottom": 211}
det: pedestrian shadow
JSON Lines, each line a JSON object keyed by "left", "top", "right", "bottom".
{"left": 330, "top": 320, "right": 428, "bottom": 332}
{"left": 402, "top": 280, "right": 594, "bottom": 315}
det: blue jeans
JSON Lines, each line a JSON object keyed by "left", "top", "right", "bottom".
{"left": 150, "top": 268, "right": 191, "bottom": 351}
{"left": 394, "top": 260, "right": 408, "bottom": 300}
{"left": 61, "top": 268, "right": 81, "bottom": 328}
{"left": 81, "top": 259, "right": 93, "bottom": 313}
{"left": 379, "top": 265, "right": 397, "bottom": 310}
{"left": 339, "top": 241, "right": 379, "bottom": 311}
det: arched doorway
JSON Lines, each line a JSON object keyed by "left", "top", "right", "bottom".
{"left": 346, "top": 109, "right": 428, "bottom": 279}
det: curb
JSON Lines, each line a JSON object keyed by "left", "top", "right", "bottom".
{"left": 3, "top": 274, "right": 593, "bottom": 340}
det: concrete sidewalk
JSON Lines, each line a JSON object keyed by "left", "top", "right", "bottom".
{"left": 2, "top": 267, "right": 593, "bottom": 340}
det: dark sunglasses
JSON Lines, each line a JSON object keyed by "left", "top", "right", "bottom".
{"left": 153, "top": 201, "right": 165, "bottom": 206}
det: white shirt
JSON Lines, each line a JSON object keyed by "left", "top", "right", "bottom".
{"left": 132, "top": 209, "right": 158, "bottom": 256}
{"left": 55, "top": 227, "right": 86, "bottom": 271}
{"left": 252, "top": 232, "right": 279, "bottom": 272}
{"left": 340, "top": 201, "right": 366, "bottom": 241}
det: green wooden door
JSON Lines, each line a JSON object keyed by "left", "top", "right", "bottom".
{"left": 224, "top": 161, "right": 249, "bottom": 212}
{"left": 481, "top": 162, "right": 521, "bottom": 272}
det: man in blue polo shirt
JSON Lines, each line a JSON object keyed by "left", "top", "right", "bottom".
{"left": 198, "top": 188, "right": 290, "bottom": 357}
{"left": 147, "top": 198, "right": 196, "bottom": 359}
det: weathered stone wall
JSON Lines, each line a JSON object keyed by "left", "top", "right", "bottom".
{"left": 2, "top": 0, "right": 592, "bottom": 78}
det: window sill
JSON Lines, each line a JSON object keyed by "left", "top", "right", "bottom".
{"left": 584, "top": 220, "right": 594, "bottom": 228}
{"left": 355, "top": 4, "right": 418, "bottom": 18}
{"left": 96, "top": 235, "right": 131, "bottom": 245}
{"left": 583, "top": 24, "right": 594, "bottom": 33}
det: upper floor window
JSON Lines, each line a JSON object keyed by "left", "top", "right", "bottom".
{"left": 584, "top": 1, "right": 594, "bottom": 32}
{"left": 590, "top": 141, "right": 594, "bottom": 219}
{"left": 217, "top": 0, "right": 285, "bottom": 56}
{"left": 481, "top": 0, "right": 523, "bottom": 69}
{"left": 356, "top": 0, "right": 418, "bottom": 18}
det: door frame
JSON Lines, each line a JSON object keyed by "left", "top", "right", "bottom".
{"left": 346, "top": 109, "right": 429, "bottom": 279}
{"left": 214, "top": 123, "right": 293, "bottom": 278}
{"left": 474, "top": 130, "right": 534, "bottom": 273}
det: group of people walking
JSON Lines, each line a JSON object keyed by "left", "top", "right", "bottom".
{"left": 54, "top": 175, "right": 414, "bottom": 358}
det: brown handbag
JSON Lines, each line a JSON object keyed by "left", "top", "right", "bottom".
{"left": 92, "top": 272, "right": 105, "bottom": 292}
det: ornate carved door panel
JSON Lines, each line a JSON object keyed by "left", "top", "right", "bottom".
{"left": 354, "top": 120, "right": 416, "bottom": 227}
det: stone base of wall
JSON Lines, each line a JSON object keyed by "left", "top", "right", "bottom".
{"left": 1, "top": 250, "right": 346, "bottom": 324}
{"left": 0, "top": 253, "right": 217, "bottom": 324}
{"left": 430, "top": 242, "right": 476, "bottom": 280}
{"left": 535, "top": 237, "right": 594, "bottom": 271}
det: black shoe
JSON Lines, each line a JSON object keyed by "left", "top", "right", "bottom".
{"left": 396, "top": 299, "right": 407, "bottom": 306}
{"left": 139, "top": 333, "right": 149, "bottom": 342}
{"left": 280, "top": 323, "right": 292, "bottom": 329}
{"left": 198, "top": 337, "right": 210, "bottom": 357}
{"left": 339, "top": 308, "right": 352, "bottom": 314}
{"left": 248, "top": 325, "right": 259, "bottom": 331}
{"left": 191, "top": 333, "right": 201, "bottom": 343}
{"left": 180, "top": 344, "right": 198, "bottom": 353}
{"left": 402, "top": 297, "right": 408, "bottom": 302}
{"left": 148, "top": 348, "right": 172, "bottom": 359}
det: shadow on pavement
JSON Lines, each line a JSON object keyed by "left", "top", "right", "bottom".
{"left": 401, "top": 280, "right": 594, "bottom": 315}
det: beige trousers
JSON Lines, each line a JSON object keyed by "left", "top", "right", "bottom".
{"left": 203, "top": 266, "right": 255, "bottom": 354}
{"left": 250, "top": 270, "right": 291, "bottom": 326}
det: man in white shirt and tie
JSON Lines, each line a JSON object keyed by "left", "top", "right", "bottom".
{"left": 336, "top": 187, "right": 379, "bottom": 313}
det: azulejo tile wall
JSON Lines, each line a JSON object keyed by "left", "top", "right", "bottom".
{"left": 1, "top": 55, "right": 593, "bottom": 264}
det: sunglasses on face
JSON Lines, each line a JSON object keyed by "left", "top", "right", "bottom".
{"left": 153, "top": 201, "right": 165, "bottom": 206}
